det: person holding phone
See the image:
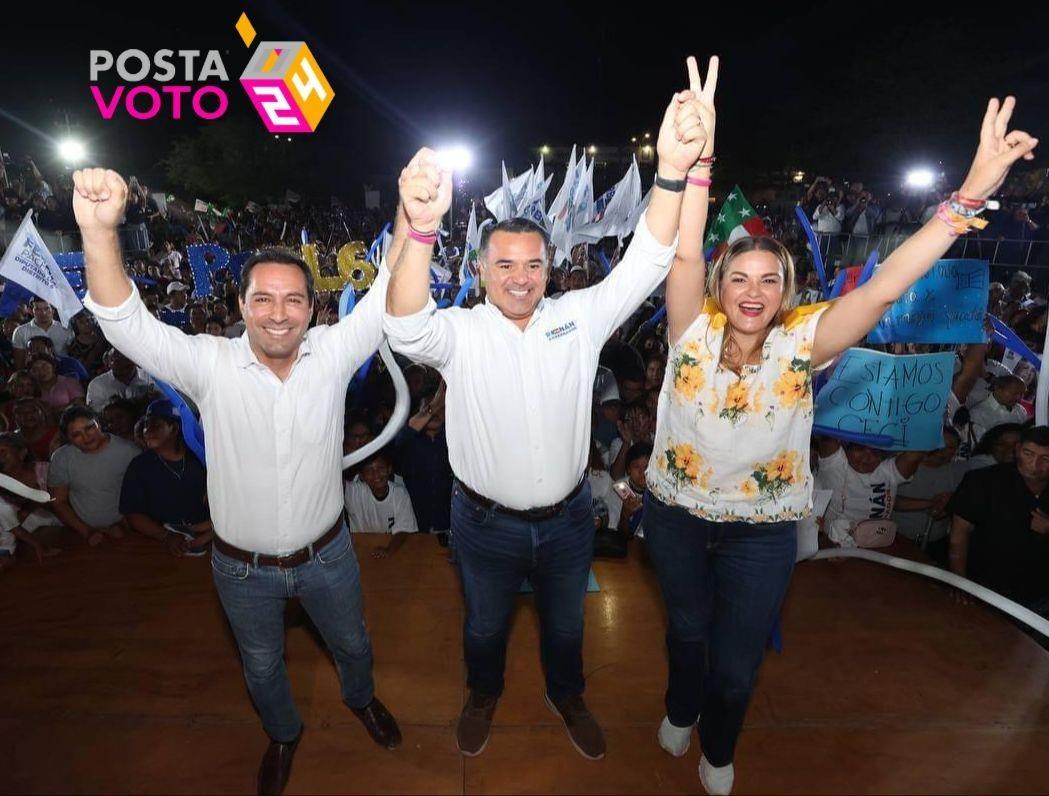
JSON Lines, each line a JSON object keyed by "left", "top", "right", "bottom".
{"left": 644, "top": 76, "right": 1037, "bottom": 793}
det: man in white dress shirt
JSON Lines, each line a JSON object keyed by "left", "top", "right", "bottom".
{"left": 384, "top": 85, "right": 706, "bottom": 759}
{"left": 71, "top": 167, "right": 404, "bottom": 796}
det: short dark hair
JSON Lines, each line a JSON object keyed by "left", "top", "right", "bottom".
{"left": 238, "top": 248, "right": 315, "bottom": 304}
{"left": 59, "top": 405, "right": 100, "bottom": 437}
{"left": 973, "top": 422, "right": 1024, "bottom": 455}
{"left": 625, "top": 441, "right": 653, "bottom": 467}
{"left": 478, "top": 218, "right": 551, "bottom": 266}
{"left": 1020, "top": 426, "right": 1049, "bottom": 449}
{"left": 27, "top": 336, "right": 55, "bottom": 350}
{"left": 358, "top": 446, "right": 394, "bottom": 470}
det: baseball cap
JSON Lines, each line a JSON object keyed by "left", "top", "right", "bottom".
{"left": 144, "top": 399, "right": 180, "bottom": 421}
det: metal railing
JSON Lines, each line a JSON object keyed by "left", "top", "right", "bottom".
{"left": 813, "top": 231, "right": 1049, "bottom": 274}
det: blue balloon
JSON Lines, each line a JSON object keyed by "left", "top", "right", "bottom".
{"left": 794, "top": 205, "right": 830, "bottom": 299}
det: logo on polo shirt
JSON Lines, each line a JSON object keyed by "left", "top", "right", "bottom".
{"left": 545, "top": 320, "right": 578, "bottom": 341}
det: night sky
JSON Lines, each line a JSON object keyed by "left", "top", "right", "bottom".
{"left": 2, "top": 1, "right": 1047, "bottom": 200}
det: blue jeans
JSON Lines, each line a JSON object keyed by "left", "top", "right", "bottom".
{"left": 643, "top": 492, "right": 797, "bottom": 767}
{"left": 211, "top": 525, "right": 374, "bottom": 742}
{"left": 451, "top": 481, "right": 595, "bottom": 702}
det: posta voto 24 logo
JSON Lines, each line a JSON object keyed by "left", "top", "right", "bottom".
{"left": 87, "top": 12, "right": 334, "bottom": 133}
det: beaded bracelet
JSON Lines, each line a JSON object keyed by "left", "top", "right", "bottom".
{"left": 935, "top": 202, "right": 989, "bottom": 236}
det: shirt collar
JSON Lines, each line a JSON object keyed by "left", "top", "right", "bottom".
{"left": 482, "top": 295, "right": 548, "bottom": 331}
{"left": 232, "top": 329, "right": 312, "bottom": 370}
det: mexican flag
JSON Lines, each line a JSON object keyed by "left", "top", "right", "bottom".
{"left": 704, "top": 186, "right": 770, "bottom": 259}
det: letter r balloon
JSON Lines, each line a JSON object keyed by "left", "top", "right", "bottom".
{"left": 240, "top": 41, "right": 334, "bottom": 133}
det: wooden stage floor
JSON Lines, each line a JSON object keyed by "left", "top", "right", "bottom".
{"left": 3, "top": 531, "right": 1049, "bottom": 794}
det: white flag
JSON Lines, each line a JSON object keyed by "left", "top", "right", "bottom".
{"left": 574, "top": 157, "right": 643, "bottom": 243}
{"left": 484, "top": 163, "right": 533, "bottom": 222}
{"left": 461, "top": 203, "right": 480, "bottom": 285}
{"left": 547, "top": 145, "right": 577, "bottom": 222}
{"left": 0, "top": 211, "right": 83, "bottom": 326}
{"left": 193, "top": 199, "right": 208, "bottom": 213}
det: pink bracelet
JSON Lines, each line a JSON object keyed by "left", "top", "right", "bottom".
{"left": 408, "top": 227, "right": 437, "bottom": 245}
{"left": 687, "top": 176, "right": 712, "bottom": 188}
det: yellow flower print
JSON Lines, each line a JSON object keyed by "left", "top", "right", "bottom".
{"left": 773, "top": 369, "right": 808, "bottom": 409}
{"left": 657, "top": 453, "right": 668, "bottom": 473}
{"left": 766, "top": 451, "right": 799, "bottom": 484}
{"left": 752, "top": 385, "right": 764, "bottom": 413}
{"left": 706, "top": 390, "right": 720, "bottom": 416}
{"left": 725, "top": 381, "right": 749, "bottom": 411}
{"left": 666, "top": 441, "right": 704, "bottom": 486}
{"left": 740, "top": 479, "right": 757, "bottom": 498}
{"left": 798, "top": 340, "right": 813, "bottom": 359}
{"left": 683, "top": 340, "right": 702, "bottom": 359}
{"left": 675, "top": 363, "right": 705, "bottom": 401}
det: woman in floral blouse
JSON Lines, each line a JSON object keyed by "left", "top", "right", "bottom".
{"left": 645, "top": 57, "right": 1038, "bottom": 796}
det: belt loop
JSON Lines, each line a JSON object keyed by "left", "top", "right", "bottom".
{"left": 251, "top": 551, "right": 259, "bottom": 569}
{"left": 307, "top": 542, "right": 315, "bottom": 559}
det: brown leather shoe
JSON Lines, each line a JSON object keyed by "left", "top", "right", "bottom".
{"left": 456, "top": 690, "right": 498, "bottom": 756}
{"left": 257, "top": 727, "right": 303, "bottom": 796}
{"left": 545, "top": 693, "right": 606, "bottom": 760}
{"left": 350, "top": 697, "right": 402, "bottom": 750}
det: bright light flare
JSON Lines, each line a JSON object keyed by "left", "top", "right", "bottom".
{"left": 435, "top": 146, "right": 473, "bottom": 172}
{"left": 57, "top": 138, "right": 86, "bottom": 164}
{"left": 905, "top": 168, "right": 936, "bottom": 189}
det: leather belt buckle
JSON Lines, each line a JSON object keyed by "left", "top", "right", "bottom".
{"left": 275, "top": 550, "right": 307, "bottom": 569}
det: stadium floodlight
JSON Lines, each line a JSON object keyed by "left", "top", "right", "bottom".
{"left": 435, "top": 146, "right": 473, "bottom": 173}
{"left": 57, "top": 138, "right": 87, "bottom": 165}
{"left": 905, "top": 168, "right": 936, "bottom": 189}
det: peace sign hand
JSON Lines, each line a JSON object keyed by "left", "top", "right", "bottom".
{"left": 686, "top": 55, "right": 718, "bottom": 161}
{"left": 959, "top": 97, "right": 1038, "bottom": 201}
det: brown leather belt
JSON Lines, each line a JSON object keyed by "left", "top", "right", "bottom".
{"left": 213, "top": 517, "right": 343, "bottom": 569}
{"left": 455, "top": 477, "right": 586, "bottom": 522}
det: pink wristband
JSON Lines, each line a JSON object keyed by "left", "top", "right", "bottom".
{"left": 408, "top": 227, "right": 438, "bottom": 245}
{"left": 687, "top": 176, "right": 712, "bottom": 188}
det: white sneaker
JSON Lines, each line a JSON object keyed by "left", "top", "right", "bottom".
{"left": 657, "top": 716, "right": 692, "bottom": 757}
{"left": 699, "top": 755, "right": 734, "bottom": 795}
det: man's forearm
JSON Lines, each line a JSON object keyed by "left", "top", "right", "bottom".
{"left": 52, "top": 499, "right": 92, "bottom": 538}
{"left": 387, "top": 237, "right": 434, "bottom": 317}
{"left": 83, "top": 229, "right": 132, "bottom": 307}
{"left": 127, "top": 513, "right": 168, "bottom": 541}
{"left": 948, "top": 523, "right": 970, "bottom": 576}
{"left": 645, "top": 164, "right": 686, "bottom": 247}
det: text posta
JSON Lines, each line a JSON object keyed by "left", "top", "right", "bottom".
{"left": 89, "top": 49, "right": 231, "bottom": 121}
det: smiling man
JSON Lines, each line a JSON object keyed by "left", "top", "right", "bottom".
{"left": 71, "top": 167, "right": 405, "bottom": 795}
{"left": 384, "top": 77, "right": 706, "bottom": 759}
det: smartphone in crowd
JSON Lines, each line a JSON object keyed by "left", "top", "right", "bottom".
{"left": 612, "top": 480, "right": 634, "bottom": 501}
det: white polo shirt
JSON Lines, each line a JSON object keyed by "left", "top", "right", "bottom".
{"left": 84, "top": 265, "right": 389, "bottom": 555}
{"left": 383, "top": 215, "right": 675, "bottom": 510}
{"left": 12, "top": 318, "right": 74, "bottom": 354}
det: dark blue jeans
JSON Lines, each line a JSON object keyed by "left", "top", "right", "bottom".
{"left": 451, "top": 481, "right": 595, "bottom": 702}
{"left": 211, "top": 525, "right": 374, "bottom": 742}
{"left": 643, "top": 492, "right": 797, "bottom": 767}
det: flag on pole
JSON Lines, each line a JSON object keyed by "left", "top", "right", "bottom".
{"left": 547, "top": 145, "right": 577, "bottom": 222}
{"left": 574, "top": 158, "right": 643, "bottom": 244}
{"left": 461, "top": 203, "right": 480, "bottom": 285}
{"left": 484, "top": 163, "right": 533, "bottom": 222}
{"left": 0, "top": 211, "right": 83, "bottom": 326}
{"left": 704, "top": 186, "right": 770, "bottom": 260}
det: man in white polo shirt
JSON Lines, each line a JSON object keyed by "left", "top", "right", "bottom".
{"left": 12, "top": 298, "right": 74, "bottom": 369}
{"left": 384, "top": 82, "right": 706, "bottom": 760}
{"left": 85, "top": 348, "right": 155, "bottom": 411}
{"left": 71, "top": 166, "right": 406, "bottom": 796}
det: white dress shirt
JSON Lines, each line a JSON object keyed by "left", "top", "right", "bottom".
{"left": 384, "top": 216, "right": 674, "bottom": 510}
{"left": 84, "top": 266, "right": 389, "bottom": 554}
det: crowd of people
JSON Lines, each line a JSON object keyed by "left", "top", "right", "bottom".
{"left": 0, "top": 59, "right": 1046, "bottom": 796}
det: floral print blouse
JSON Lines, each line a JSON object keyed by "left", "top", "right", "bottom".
{"left": 647, "top": 300, "right": 831, "bottom": 523}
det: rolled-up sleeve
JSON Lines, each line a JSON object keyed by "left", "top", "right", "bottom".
{"left": 317, "top": 261, "right": 391, "bottom": 379}
{"left": 383, "top": 298, "right": 457, "bottom": 370}
{"left": 575, "top": 214, "right": 677, "bottom": 347}
{"left": 84, "top": 285, "right": 217, "bottom": 401}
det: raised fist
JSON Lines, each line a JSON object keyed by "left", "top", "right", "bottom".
{"left": 72, "top": 168, "right": 128, "bottom": 233}
{"left": 398, "top": 148, "right": 452, "bottom": 235}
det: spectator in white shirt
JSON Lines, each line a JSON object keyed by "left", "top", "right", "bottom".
{"left": 383, "top": 78, "right": 700, "bottom": 761}
{"left": 86, "top": 348, "right": 155, "bottom": 411}
{"left": 812, "top": 195, "right": 844, "bottom": 234}
{"left": 968, "top": 374, "right": 1029, "bottom": 441}
{"left": 71, "top": 165, "right": 405, "bottom": 795}
{"left": 12, "top": 299, "right": 74, "bottom": 369}
{"left": 344, "top": 449, "right": 417, "bottom": 560}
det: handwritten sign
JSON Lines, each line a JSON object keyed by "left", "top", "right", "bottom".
{"left": 867, "top": 259, "right": 988, "bottom": 344}
{"left": 814, "top": 348, "right": 953, "bottom": 451}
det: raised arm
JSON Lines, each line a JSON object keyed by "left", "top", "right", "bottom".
{"left": 73, "top": 169, "right": 217, "bottom": 398}
{"left": 667, "top": 55, "right": 718, "bottom": 345}
{"left": 576, "top": 65, "right": 709, "bottom": 345}
{"left": 72, "top": 169, "right": 133, "bottom": 307}
{"left": 811, "top": 98, "right": 1038, "bottom": 368}
{"left": 386, "top": 149, "right": 452, "bottom": 318}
